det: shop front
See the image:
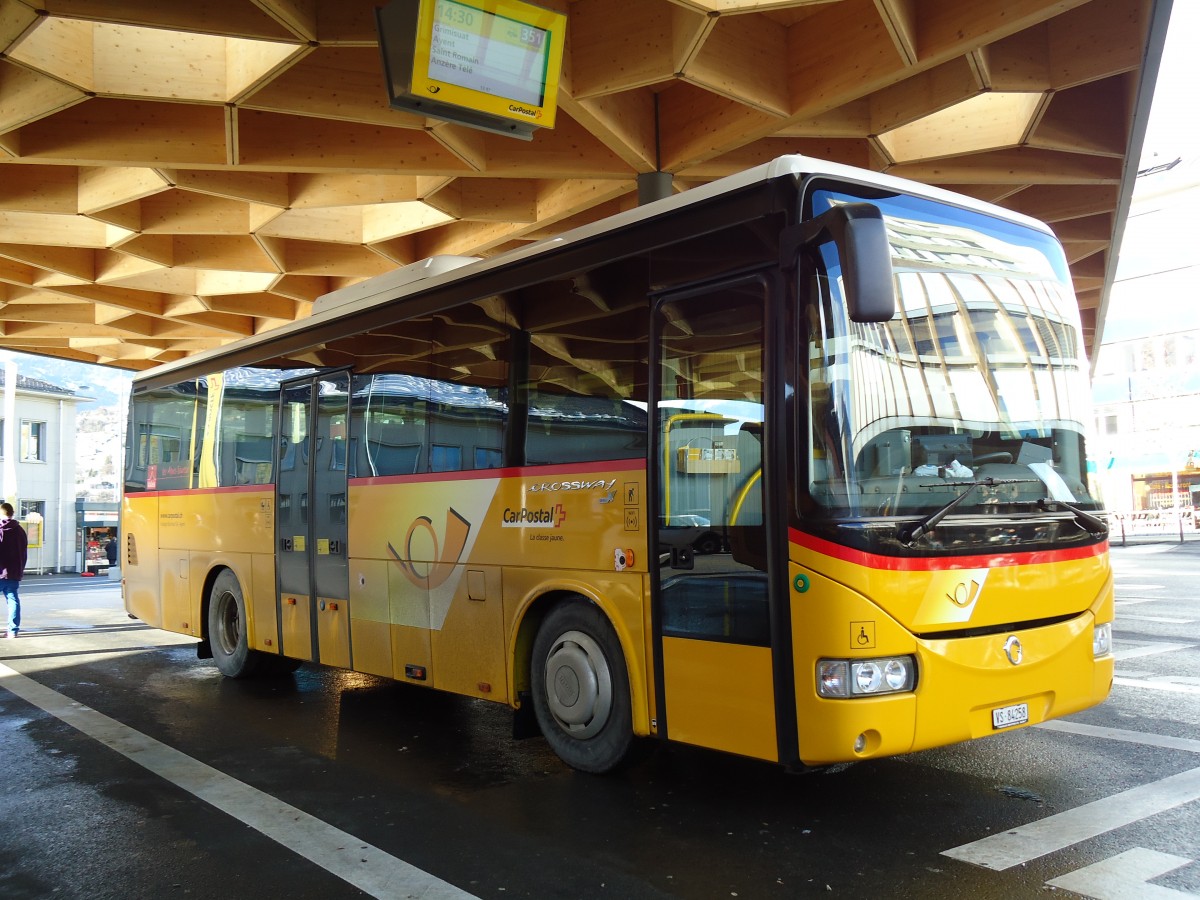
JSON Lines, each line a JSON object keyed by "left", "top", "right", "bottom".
{"left": 76, "top": 500, "right": 120, "bottom": 575}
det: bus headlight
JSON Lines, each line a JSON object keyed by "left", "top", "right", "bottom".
{"left": 1093, "top": 622, "right": 1112, "bottom": 658}
{"left": 817, "top": 656, "right": 916, "bottom": 698}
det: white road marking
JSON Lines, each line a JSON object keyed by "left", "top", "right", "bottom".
{"left": 1036, "top": 720, "right": 1200, "bottom": 754}
{"left": 941, "top": 766, "right": 1200, "bottom": 870}
{"left": 1116, "top": 598, "right": 1160, "bottom": 605}
{"left": 1115, "top": 676, "right": 1200, "bottom": 695}
{"left": 1046, "top": 848, "right": 1197, "bottom": 899}
{"left": 0, "top": 662, "right": 477, "bottom": 900}
{"left": 1118, "top": 615, "right": 1198, "bottom": 624}
{"left": 1115, "top": 584, "right": 1165, "bottom": 591}
{"left": 22, "top": 592, "right": 114, "bottom": 599}
{"left": 1113, "top": 642, "right": 1195, "bottom": 661}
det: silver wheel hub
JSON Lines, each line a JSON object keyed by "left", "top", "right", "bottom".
{"left": 216, "top": 591, "right": 240, "bottom": 655}
{"left": 544, "top": 629, "right": 612, "bottom": 739}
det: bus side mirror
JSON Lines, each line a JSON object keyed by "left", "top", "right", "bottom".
{"left": 798, "top": 202, "right": 895, "bottom": 323}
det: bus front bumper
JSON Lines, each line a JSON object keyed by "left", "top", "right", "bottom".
{"left": 796, "top": 612, "right": 1114, "bottom": 766}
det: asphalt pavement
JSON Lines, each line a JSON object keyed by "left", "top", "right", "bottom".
{"left": 2, "top": 544, "right": 1199, "bottom": 899}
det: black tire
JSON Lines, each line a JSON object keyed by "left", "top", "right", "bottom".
{"left": 530, "top": 601, "right": 634, "bottom": 773}
{"left": 207, "top": 569, "right": 262, "bottom": 678}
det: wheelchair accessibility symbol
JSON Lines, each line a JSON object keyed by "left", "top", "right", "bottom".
{"left": 851, "top": 621, "right": 876, "bottom": 649}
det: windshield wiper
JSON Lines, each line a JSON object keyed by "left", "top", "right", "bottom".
{"left": 1038, "top": 498, "right": 1109, "bottom": 538}
{"left": 897, "top": 478, "right": 1038, "bottom": 546}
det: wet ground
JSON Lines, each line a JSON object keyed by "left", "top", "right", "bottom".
{"left": 2, "top": 543, "right": 1199, "bottom": 899}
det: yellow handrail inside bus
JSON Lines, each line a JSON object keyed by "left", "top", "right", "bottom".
{"left": 729, "top": 467, "right": 762, "bottom": 526}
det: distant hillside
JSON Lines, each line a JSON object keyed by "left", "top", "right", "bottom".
{"left": 77, "top": 406, "right": 124, "bottom": 501}
{"left": 1, "top": 350, "right": 132, "bottom": 501}
{"left": 0, "top": 350, "right": 131, "bottom": 410}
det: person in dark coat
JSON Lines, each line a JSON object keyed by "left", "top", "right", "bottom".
{"left": 0, "top": 502, "right": 28, "bottom": 639}
{"left": 105, "top": 535, "right": 118, "bottom": 567}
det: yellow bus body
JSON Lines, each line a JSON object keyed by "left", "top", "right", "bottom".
{"left": 123, "top": 463, "right": 658, "bottom": 736}
{"left": 124, "top": 472, "right": 1111, "bottom": 768}
{"left": 789, "top": 531, "right": 1113, "bottom": 764}
{"left": 119, "top": 156, "right": 1114, "bottom": 773}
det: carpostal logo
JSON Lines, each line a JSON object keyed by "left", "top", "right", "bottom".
{"left": 503, "top": 504, "right": 566, "bottom": 528}
{"left": 508, "top": 103, "right": 541, "bottom": 119}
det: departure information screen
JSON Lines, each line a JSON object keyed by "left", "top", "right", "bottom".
{"left": 427, "top": 0, "right": 550, "bottom": 107}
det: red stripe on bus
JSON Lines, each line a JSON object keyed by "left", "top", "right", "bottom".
{"left": 129, "top": 484, "right": 270, "bottom": 499}
{"left": 789, "top": 527, "right": 1107, "bottom": 571}
{"left": 350, "top": 458, "right": 646, "bottom": 487}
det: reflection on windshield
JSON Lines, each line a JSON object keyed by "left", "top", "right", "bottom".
{"left": 807, "top": 191, "right": 1101, "bottom": 519}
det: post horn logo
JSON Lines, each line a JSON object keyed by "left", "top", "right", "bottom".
{"left": 388, "top": 508, "right": 471, "bottom": 590}
{"left": 1003, "top": 635, "right": 1023, "bottom": 666}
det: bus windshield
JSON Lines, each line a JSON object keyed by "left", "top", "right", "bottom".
{"left": 806, "top": 186, "right": 1102, "bottom": 521}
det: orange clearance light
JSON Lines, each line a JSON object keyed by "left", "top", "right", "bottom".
{"left": 477, "top": 682, "right": 492, "bottom": 693}
{"left": 405, "top": 664, "right": 428, "bottom": 681}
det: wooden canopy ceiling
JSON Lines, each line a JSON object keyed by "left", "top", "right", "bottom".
{"left": 0, "top": 0, "right": 1168, "bottom": 371}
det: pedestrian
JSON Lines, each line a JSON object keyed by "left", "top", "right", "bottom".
{"left": 105, "top": 533, "right": 118, "bottom": 568}
{"left": 0, "top": 501, "right": 28, "bottom": 639}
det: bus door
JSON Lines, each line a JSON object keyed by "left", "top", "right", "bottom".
{"left": 276, "top": 371, "right": 351, "bottom": 667}
{"left": 652, "top": 274, "right": 789, "bottom": 762}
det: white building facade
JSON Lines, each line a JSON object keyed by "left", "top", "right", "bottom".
{"left": 1090, "top": 151, "right": 1200, "bottom": 523}
{"left": 1092, "top": 329, "right": 1200, "bottom": 512}
{"left": 1, "top": 364, "right": 86, "bottom": 574}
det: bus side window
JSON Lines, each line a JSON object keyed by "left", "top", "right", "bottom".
{"left": 124, "top": 379, "right": 206, "bottom": 493}
{"left": 427, "top": 317, "right": 508, "bottom": 471}
{"left": 526, "top": 389, "right": 647, "bottom": 465}
{"left": 430, "top": 443, "right": 463, "bottom": 472}
{"left": 373, "top": 425, "right": 422, "bottom": 474}
{"left": 231, "top": 437, "right": 273, "bottom": 484}
{"left": 520, "top": 272, "right": 649, "bottom": 466}
{"left": 363, "top": 398, "right": 427, "bottom": 477}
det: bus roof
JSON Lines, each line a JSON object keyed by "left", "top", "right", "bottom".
{"left": 134, "top": 154, "right": 1055, "bottom": 385}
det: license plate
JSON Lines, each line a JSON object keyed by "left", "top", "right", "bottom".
{"left": 992, "top": 702, "right": 1029, "bottom": 729}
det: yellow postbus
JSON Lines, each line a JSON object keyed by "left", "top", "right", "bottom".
{"left": 121, "top": 155, "right": 1113, "bottom": 773}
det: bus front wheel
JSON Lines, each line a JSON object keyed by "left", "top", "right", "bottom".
{"left": 531, "top": 601, "right": 634, "bottom": 773}
{"left": 208, "top": 570, "right": 261, "bottom": 679}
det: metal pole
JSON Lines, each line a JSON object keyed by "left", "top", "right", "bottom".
{"left": 637, "top": 171, "right": 673, "bottom": 205}
{"left": 2, "top": 358, "right": 16, "bottom": 503}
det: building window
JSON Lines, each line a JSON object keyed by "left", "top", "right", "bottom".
{"left": 0, "top": 417, "right": 4, "bottom": 457}
{"left": 18, "top": 500, "right": 44, "bottom": 547}
{"left": 1104, "top": 414, "right": 1119, "bottom": 435}
{"left": 21, "top": 420, "right": 47, "bottom": 462}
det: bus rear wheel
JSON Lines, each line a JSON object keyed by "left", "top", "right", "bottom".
{"left": 531, "top": 601, "right": 634, "bottom": 773}
{"left": 208, "top": 570, "right": 262, "bottom": 679}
